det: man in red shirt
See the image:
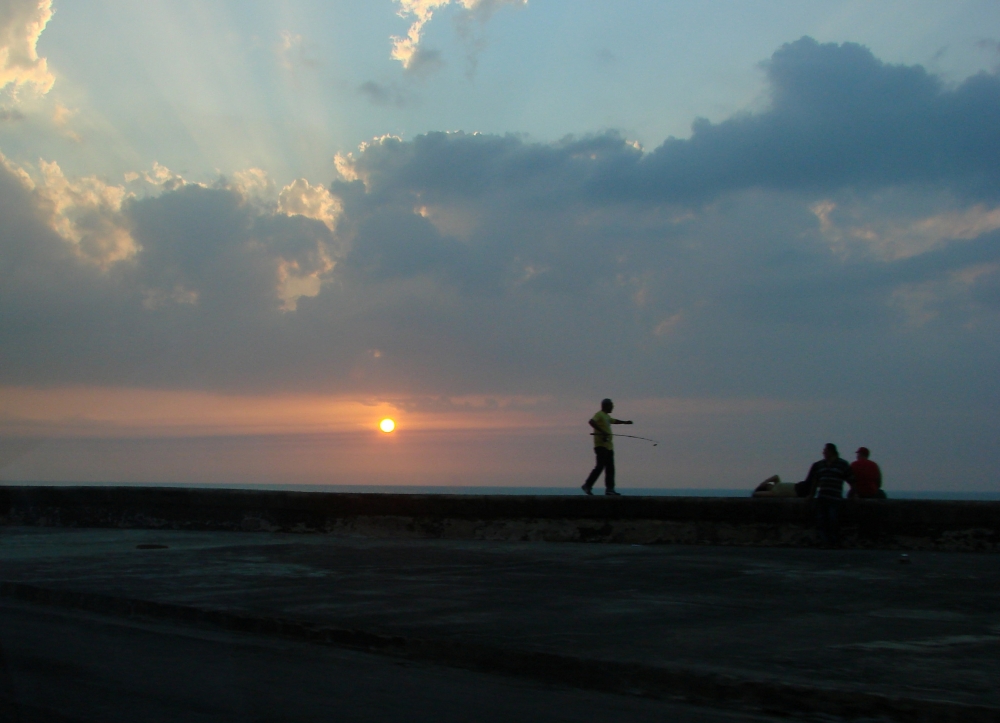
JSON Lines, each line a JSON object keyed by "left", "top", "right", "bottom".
{"left": 850, "top": 447, "right": 883, "bottom": 498}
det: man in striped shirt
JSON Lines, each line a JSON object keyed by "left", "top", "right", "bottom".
{"left": 802, "top": 443, "right": 855, "bottom": 546}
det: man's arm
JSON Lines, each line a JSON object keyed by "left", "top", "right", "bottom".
{"left": 589, "top": 417, "right": 611, "bottom": 442}
{"left": 840, "top": 460, "right": 856, "bottom": 496}
{"left": 843, "top": 460, "right": 856, "bottom": 482}
{"left": 799, "top": 461, "right": 821, "bottom": 497}
{"left": 610, "top": 418, "right": 633, "bottom": 425}
{"left": 805, "top": 461, "right": 820, "bottom": 483}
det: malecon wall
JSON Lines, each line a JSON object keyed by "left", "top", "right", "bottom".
{"left": 1, "top": 486, "right": 998, "bottom": 551}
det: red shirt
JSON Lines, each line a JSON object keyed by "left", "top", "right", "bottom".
{"left": 850, "top": 459, "right": 882, "bottom": 497}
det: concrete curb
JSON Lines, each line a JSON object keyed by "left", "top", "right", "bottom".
{"left": 2, "top": 581, "right": 996, "bottom": 723}
{"left": 3, "top": 486, "right": 1000, "bottom": 551}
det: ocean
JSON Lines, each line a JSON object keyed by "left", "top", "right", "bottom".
{"left": 9, "top": 482, "right": 999, "bottom": 501}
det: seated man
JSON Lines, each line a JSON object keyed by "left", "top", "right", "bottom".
{"left": 751, "top": 475, "right": 800, "bottom": 498}
{"left": 849, "top": 447, "right": 885, "bottom": 499}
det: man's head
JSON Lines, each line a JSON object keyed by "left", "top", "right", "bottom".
{"left": 856, "top": 447, "right": 870, "bottom": 459}
{"left": 601, "top": 398, "right": 614, "bottom": 413}
{"left": 823, "top": 443, "right": 839, "bottom": 460}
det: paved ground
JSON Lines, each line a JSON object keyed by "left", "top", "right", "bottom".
{"left": 1, "top": 601, "right": 786, "bottom": 723}
{"left": 1, "top": 526, "right": 998, "bottom": 721}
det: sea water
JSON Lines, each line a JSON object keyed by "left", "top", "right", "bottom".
{"left": 13, "top": 481, "right": 998, "bottom": 500}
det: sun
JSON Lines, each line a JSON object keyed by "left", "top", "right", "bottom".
{"left": 379, "top": 418, "right": 396, "bottom": 433}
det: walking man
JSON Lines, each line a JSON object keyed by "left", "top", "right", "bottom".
{"left": 582, "top": 398, "right": 632, "bottom": 496}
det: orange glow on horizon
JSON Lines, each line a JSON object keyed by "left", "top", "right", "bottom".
{"left": 0, "top": 386, "right": 567, "bottom": 439}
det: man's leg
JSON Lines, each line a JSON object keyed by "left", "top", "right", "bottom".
{"left": 816, "top": 497, "right": 842, "bottom": 546}
{"left": 828, "top": 498, "right": 842, "bottom": 545}
{"left": 816, "top": 497, "right": 831, "bottom": 545}
{"left": 604, "top": 450, "right": 616, "bottom": 491}
{"left": 582, "top": 448, "right": 606, "bottom": 492}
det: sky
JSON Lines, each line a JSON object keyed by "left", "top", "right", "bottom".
{"left": 1, "top": 0, "right": 999, "bottom": 492}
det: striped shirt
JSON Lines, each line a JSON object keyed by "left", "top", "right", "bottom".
{"left": 805, "top": 458, "right": 855, "bottom": 499}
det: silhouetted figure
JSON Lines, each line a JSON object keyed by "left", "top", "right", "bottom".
{"left": 849, "top": 447, "right": 885, "bottom": 499}
{"left": 801, "top": 443, "right": 855, "bottom": 546}
{"left": 582, "top": 398, "right": 632, "bottom": 496}
{"left": 752, "top": 475, "right": 800, "bottom": 497}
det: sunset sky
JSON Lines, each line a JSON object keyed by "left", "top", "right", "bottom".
{"left": 2, "top": 0, "right": 999, "bottom": 491}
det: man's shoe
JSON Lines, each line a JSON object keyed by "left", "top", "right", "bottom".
{"left": 605, "top": 489, "right": 621, "bottom": 496}
{"left": 581, "top": 485, "right": 593, "bottom": 495}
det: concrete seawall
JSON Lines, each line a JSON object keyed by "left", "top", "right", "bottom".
{"left": 3, "top": 486, "right": 998, "bottom": 551}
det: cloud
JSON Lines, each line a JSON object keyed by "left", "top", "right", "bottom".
{"left": 127, "top": 173, "right": 345, "bottom": 315}
{"left": 403, "top": 47, "right": 444, "bottom": 77}
{"left": 0, "top": 153, "right": 137, "bottom": 268}
{"left": 0, "top": 0, "right": 55, "bottom": 96}
{"left": 890, "top": 261, "right": 1000, "bottom": 328}
{"left": 51, "top": 102, "right": 73, "bottom": 126}
{"left": 229, "top": 167, "right": 275, "bottom": 202}
{"left": 0, "top": 387, "right": 404, "bottom": 439}
{"left": 141, "top": 161, "right": 195, "bottom": 191}
{"left": 0, "top": 156, "right": 347, "bottom": 359}
{"left": 357, "top": 80, "right": 417, "bottom": 108}
{"left": 277, "top": 178, "right": 342, "bottom": 232}
{"left": 619, "top": 37, "right": 1000, "bottom": 201}
{"left": 338, "top": 40, "right": 1000, "bottom": 208}
{"left": 390, "top": 0, "right": 525, "bottom": 72}
{"left": 51, "top": 102, "right": 82, "bottom": 142}
{"left": 977, "top": 38, "right": 1000, "bottom": 67}
{"left": 452, "top": 0, "right": 526, "bottom": 77}
{"left": 2, "top": 36, "right": 999, "bottom": 490}
{"left": 275, "top": 179, "right": 341, "bottom": 309}
{"left": 390, "top": 0, "right": 449, "bottom": 70}
{"left": 276, "top": 30, "right": 319, "bottom": 71}
{"left": 652, "top": 313, "right": 683, "bottom": 337}
{"left": 813, "top": 198, "right": 1000, "bottom": 261}
{"left": 2, "top": 39, "right": 999, "bottom": 418}
{"left": 0, "top": 104, "right": 23, "bottom": 121}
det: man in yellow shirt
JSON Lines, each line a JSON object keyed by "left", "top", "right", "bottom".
{"left": 582, "top": 398, "right": 633, "bottom": 496}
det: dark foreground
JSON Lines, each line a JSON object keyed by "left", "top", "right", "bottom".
{"left": 1, "top": 527, "right": 998, "bottom": 722}
{"left": 0, "top": 601, "right": 790, "bottom": 723}
{"left": 4, "top": 486, "right": 1000, "bottom": 550}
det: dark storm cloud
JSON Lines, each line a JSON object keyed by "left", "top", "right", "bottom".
{"left": 0, "top": 161, "right": 137, "bottom": 385}
{"left": 129, "top": 186, "right": 275, "bottom": 319}
{"left": 348, "top": 38, "right": 1000, "bottom": 204}
{"left": 346, "top": 208, "right": 464, "bottom": 279}
{"left": 1, "top": 38, "right": 999, "bottom": 407}
{"left": 631, "top": 36, "right": 1000, "bottom": 198}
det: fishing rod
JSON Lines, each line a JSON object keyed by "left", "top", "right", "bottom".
{"left": 591, "top": 433, "right": 659, "bottom": 446}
